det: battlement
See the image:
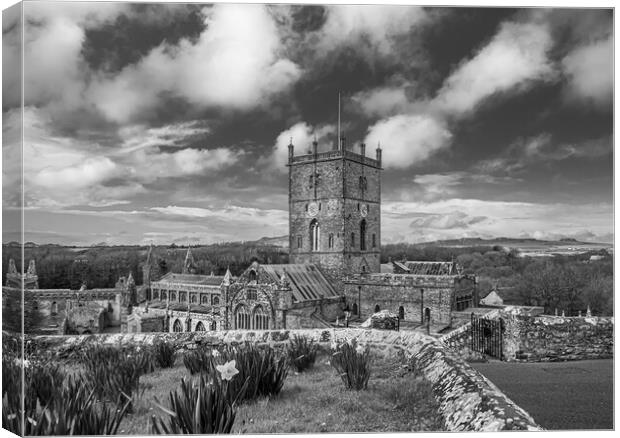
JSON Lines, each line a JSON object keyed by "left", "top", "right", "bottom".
{"left": 288, "top": 149, "right": 381, "bottom": 169}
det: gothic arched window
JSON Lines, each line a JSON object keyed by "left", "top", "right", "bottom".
{"left": 235, "top": 305, "right": 250, "bottom": 330}
{"left": 195, "top": 321, "right": 205, "bottom": 331}
{"left": 253, "top": 305, "right": 270, "bottom": 330}
{"left": 360, "top": 220, "right": 367, "bottom": 251}
{"left": 201, "top": 294, "right": 209, "bottom": 305}
{"left": 310, "top": 219, "right": 320, "bottom": 251}
{"left": 296, "top": 235, "right": 302, "bottom": 249}
{"left": 190, "top": 294, "right": 197, "bottom": 304}
{"left": 211, "top": 321, "right": 217, "bottom": 331}
{"left": 350, "top": 232, "right": 355, "bottom": 248}
{"left": 173, "top": 319, "right": 183, "bottom": 332}
{"left": 328, "top": 233, "right": 334, "bottom": 249}
{"left": 372, "top": 233, "right": 377, "bottom": 248}
{"left": 170, "top": 291, "right": 177, "bottom": 301}
{"left": 212, "top": 295, "right": 220, "bottom": 306}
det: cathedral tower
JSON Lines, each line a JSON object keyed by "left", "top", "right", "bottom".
{"left": 288, "top": 136, "right": 382, "bottom": 287}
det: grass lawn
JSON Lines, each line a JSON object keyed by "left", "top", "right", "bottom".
{"left": 116, "top": 352, "right": 444, "bottom": 434}
{"left": 471, "top": 359, "right": 613, "bottom": 430}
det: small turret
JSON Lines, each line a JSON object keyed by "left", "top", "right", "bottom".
{"left": 182, "top": 246, "right": 197, "bottom": 274}
{"left": 27, "top": 260, "right": 36, "bottom": 276}
{"left": 7, "top": 259, "right": 17, "bottom": 275}
{"left": 312, "top": 137, "right": 318, "bottom": 156}
{"left": 376, "top": 142, "right": 382, "bottom": 164}
{"left": 288, "top": 138, "right": 294, "bottom": 161}
{"left": 222, "top": 267, "right": 233, "bottom": 286}
{"left": 360, "top": 142, "right": 366, "bottom": 157}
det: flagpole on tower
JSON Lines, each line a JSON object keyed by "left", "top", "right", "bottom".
{"left": 338, "top": 92, "right": 341, "bottom": 150}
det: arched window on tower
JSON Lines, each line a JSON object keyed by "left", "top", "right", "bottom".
{"left": 328, "top": 233, "right": 334, "bottom": 249}
{"left": 360, "top": 220, "right": 367, "bottom": 251}
{"left": 372, "top": 233, "right": 377, "bottom": 248}
{"left": 350, "top": 232, "right": 355, "bottom": 248}
{"left": 310, "top": 219, "right": 320, "bottom": 251}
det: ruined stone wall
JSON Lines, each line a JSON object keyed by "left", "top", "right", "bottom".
{"left": 33, "top": 328, "right": 541, "bottom": 431}
{"left": 503, "top": 315, "right": 614, "bottom": 362}
{"left": 344, "top": 274, "right": 455, "bottom": 325}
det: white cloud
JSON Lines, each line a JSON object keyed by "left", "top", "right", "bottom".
{"left": 88, "top": 4, "right": 301, "bottom": 123}
{"left": 364, "top": 114, "right": 451, "bottom": 168}
{"left": 7, "top": 107, "right": 241, "bottom": 208}
{"left": 433, "top": 21, "right": 555, "bottom": 117}
{"left": 130, "top": 147, "right": 242, "bottom": 181}
{"left": 352, "top": 86, "right": 413, "bottom": 118}
{"left": 271, "top": 122, "right": 336, "bottom": 171}
{"left": 118, "top": 121, "right": 212, "bottom": 153}
{"left": 562, "top": 35, "right": 613, "bottom": 108}
{"left": 409, "top": 211, "right": 489, "bottom": 230}
{"left": 315, "top": 5, "right": 429, "bottom": 57}
{"left": 32, "top": 157, "right": 118, "bottom": 189}
{"left": 356, "top": 19, "right": 556, "bottom": 169}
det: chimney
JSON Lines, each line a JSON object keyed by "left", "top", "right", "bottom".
{"left": 376, "top": 142, "right": 382, "bottom": 164}
{"left": 312, "top": 138, "right": 318, "bottom": 156}
{"left": 360, "top": 142, "right": 366, "bottom": 157}
{"left": 340, "top": 135, "right": 346, "bottom": 150}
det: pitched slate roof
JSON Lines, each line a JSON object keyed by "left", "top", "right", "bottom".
{"left": 396, "top": 261, "right": 458, "bottom": 276}
{"left": 260, "top": 264, "right": 338, "bottom": 302}
{"left": 156, "top": 272, "right": 225, "bottom": 286}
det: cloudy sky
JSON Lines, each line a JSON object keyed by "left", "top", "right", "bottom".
{"left": 2, "top": 1, "right": 614, "bottom": 245}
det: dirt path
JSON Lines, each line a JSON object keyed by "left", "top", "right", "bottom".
{"left": 471, "top": 359, "right": 613, "bottom": 430}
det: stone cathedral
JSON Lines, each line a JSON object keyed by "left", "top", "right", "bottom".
{"left": 126, "top": 133, "right": 476, "bottom": 334}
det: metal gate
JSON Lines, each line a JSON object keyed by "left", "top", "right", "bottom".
{"left": 470, "top": 314, "right": 504, "bottom": 360}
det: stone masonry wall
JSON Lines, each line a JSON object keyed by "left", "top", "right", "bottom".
{"left": 503, "top": 315, "right": 614, "bottom": 362}
{"left": 33, "top": 328, "right": 541, "bottom": 431}
{"left": 344, "top": 274, "right": 454, "bottom": 325}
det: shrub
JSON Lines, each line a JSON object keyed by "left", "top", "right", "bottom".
{"left": 330, "top": 338, "right": 372, "bottom": 390}
{"left": 287, "top": 335, "right": 319, "bottom": 372}
{"left": 151, "top": 371, "right": 245, "bottom": 434}
{"left": 153, "top": 341, "right": 177, "bottom": 368}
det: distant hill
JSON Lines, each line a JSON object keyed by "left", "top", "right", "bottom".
{"left": 416, "top": 237, "right": 605, "bottom": 247}
{"left": 253, "top": 235, "right": 289, "bottom": 248}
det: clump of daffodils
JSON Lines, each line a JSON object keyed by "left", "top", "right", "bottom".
{"left": 329, "top": 338, "right": 371, "bottom": 390}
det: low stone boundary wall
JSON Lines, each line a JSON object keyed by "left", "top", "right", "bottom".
{"left": 33, "top": 328, "right": 541, "bottom": 431}
{"left": 503, "top": 315, "right": 614, "bottom": 362}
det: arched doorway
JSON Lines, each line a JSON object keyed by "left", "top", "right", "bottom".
{"left": 424, "top": 308, "right": 431, "bottom": 324}
{"left": 211, "top": 321, "right": 217, "bottom": 331}
{"left": 398, "top": 306, "right": 405, "bottom": 320}
{"left": 235, "top": 304, "right": 250, "bottom": 329}
{"left": 352, "top": 302, "right": 358, "bottom": 315}
{"left": 172, "top": 319, "right": 183, "bottom": 332}
{"left": 253, "top": 305, "right": 270, "bottom": 330}
{"left": 195, "top": 321, "right": 205, "bottom": 331}
{"left": 374, "top": 304, "right": 380, "bottom": 313}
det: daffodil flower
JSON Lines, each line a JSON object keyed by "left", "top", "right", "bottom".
{"left": 212, "top": 349, "right": 220, "bottom": 358}
{"left": 216, "top": 360, "right": 239, "bottom": 381}
{"left": 355, "top": 345, "right": 365, "bottom": 355}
